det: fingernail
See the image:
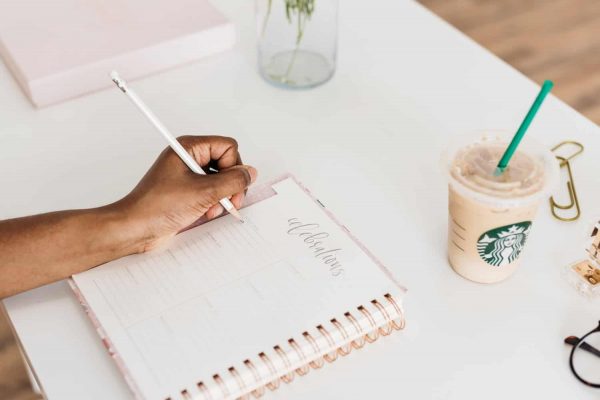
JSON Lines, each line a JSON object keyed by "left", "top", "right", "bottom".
{"left": 246, "top": 166, "right": 258, "bottom": 183}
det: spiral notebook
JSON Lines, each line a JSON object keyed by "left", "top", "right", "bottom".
{"left": 70, "top": 176, "right": 406, "bottom": 400}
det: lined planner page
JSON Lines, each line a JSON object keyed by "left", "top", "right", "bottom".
{"left": 72, "top": 178, "right": 401, "bottom": 400}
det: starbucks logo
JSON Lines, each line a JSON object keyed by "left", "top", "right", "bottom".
{"left": 477, "top": 222, "right": 532, "bottom": 267}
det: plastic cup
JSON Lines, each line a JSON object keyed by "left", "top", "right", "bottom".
{"left": 446, "top": 131, "right": 559, "bottom": 283}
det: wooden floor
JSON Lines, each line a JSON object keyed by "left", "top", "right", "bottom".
{"left": 1, "top": 1, "right": 599, "bottom": 399}
{"left": 0, "top": 308, "right": 40, "bottom": 400}
{"left": 419, "top": 0, "right": 600, "bottom": 124}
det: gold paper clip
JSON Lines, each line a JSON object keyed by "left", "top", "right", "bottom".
{"left": 549, "top": 141, "right": 584, "bottom": 222}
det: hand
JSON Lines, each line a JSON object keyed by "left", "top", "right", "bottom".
{"left": 0, "top": 135, "right": 257, "bottom": 297}
{"left": 116, "top": 135, "right": 257, "bottom": 252}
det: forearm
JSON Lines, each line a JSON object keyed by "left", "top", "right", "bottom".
{"left": 0, "top": 136, "right": 255, "bottom": 299}
{"left": 0, "top": 204, "right": 144, "bottom": 298}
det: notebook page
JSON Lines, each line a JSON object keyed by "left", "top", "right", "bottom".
{"left": 72, "top": 178, "right": 400, "bottom": 400}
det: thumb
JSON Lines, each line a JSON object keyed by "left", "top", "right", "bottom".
{"left": 203, "top": 165, "right": 257, "bottom": 201}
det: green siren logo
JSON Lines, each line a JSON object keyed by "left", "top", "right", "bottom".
{"left": 477, "top": 222, "right": 532, "bottom": 267}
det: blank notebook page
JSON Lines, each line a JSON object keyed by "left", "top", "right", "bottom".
{"left": 72, "top": 177, "right": 402, "bottom": 400}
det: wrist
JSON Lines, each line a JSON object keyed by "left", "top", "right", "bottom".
{"left": 96, "top": 200, "right": 152, "bottom": 256}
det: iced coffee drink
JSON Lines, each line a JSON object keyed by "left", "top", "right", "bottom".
{"left": 447, "top": 133, "right": 558, "bottom": 283}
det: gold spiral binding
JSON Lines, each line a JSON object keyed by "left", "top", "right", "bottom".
{"left": 302, "top": 331, "right": 325, "bottom": 369}
{"left": 243, "top": 359, "right": 266, "bottom": 398}
{"left": 273, "top": 346, "right": 295, "bottom": 383}
{"left": 330, "top": 319, "right": 351, "bottom": 356}
{"left": 317, "top": 325, "right": 338, "bottom": 362}
{"left": 288, "top": 339, "right": 310, "bottom": 376}
{"left": 371, "top": 300, "right": 393, "bottom": 336}
{"left": 180, "top": 294, "right": 404, "bottom": 400}
{"left": 212, "top": 374, "right": 229, "bottom": 399}
{"left": 384, "top": 293, "right": 405, "bottom": 330}
{"left": 258, "top": 352, "right": 280, "bottom": 391}
{"left": 357, "top": 306, "right": 379, "bottom": 343}
{"left": 344, "top": 311, "right": 366, "bottom": 349}
{"left": 228, "top": 367, "right": 249, "bottom": 400}
{"left": 196, "top": 382, "right": 212, "bottom": 400}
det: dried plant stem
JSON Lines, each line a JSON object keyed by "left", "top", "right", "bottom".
{"left": 260, "top": 0, "right": 316, "bottom": 84}
{"left": 260, "top": 0, "right": 273, "bottom": 39}
{"left": 282, "top": 9, "right": 304, "bottom": 81}
{"left": 282, "top": 0, "right": 314, "bottom": 82}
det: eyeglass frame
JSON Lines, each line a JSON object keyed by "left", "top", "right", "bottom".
{"left": 565, "top": 321, "right": 600, "bottom": 388}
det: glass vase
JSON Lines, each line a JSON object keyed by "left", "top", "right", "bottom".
{"left": 256, "top": 0, "right": 338, "bottom": 89}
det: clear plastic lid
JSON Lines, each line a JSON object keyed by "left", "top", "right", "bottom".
{"left": 445, "top": 130, "right": 560, "bottom": 208}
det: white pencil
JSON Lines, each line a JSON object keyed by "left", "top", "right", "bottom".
{"left": 109, "top": 71, "right": 244, "bottom": 223}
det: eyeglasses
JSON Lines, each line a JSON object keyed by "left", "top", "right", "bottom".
{"left": 565, "top": 321, "right": 600, "bottom": 388}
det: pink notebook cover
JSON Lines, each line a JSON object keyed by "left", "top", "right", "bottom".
{"left": 69, "top": 175, "right": 406, "bottom": 399}
{"left": 0, "top": 0, "right": 235, "bottom": 107}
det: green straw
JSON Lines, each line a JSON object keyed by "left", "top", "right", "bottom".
{"left": 493, "top": 80, "right": 554, "bottom": 176}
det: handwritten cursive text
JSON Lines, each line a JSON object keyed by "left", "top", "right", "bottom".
{"left": 287, "top": 218, "right": 344, "bottom": 277}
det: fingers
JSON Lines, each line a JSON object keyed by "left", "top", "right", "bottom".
{"left": 229, "top": 192, "right": 245, "bottom": 209}
{"left": 177, "top": 135, "right": 242, "bottom": 170}
{"left": 202, "top": 165, "right": 258, "bottom": 204}
{"left": 206, "top": 203, "right": 224, "bottom": 219}
{"left": 205, "top": 190, "right": 244, "bottom": 220}
{"left": 175, "top": 136, "right": 255, "bottom": 219}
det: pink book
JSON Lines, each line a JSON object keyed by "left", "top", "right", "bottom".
{"left": 0, "top": 0, "right": 235, "bottom": 107}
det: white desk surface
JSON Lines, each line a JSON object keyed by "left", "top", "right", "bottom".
{"left": 1, "top": 0, "right": 599, "bottom": 399}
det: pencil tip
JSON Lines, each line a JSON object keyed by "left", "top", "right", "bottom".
{"left": 110, "top": 71, "right": 127, "bottom": 93}
{"left": 227, "top": 207, "right": 244, "bottom": 223}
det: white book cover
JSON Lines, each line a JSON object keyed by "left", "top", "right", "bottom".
{"left": 71, "top": 176, "right": 407, "bottom": 400}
